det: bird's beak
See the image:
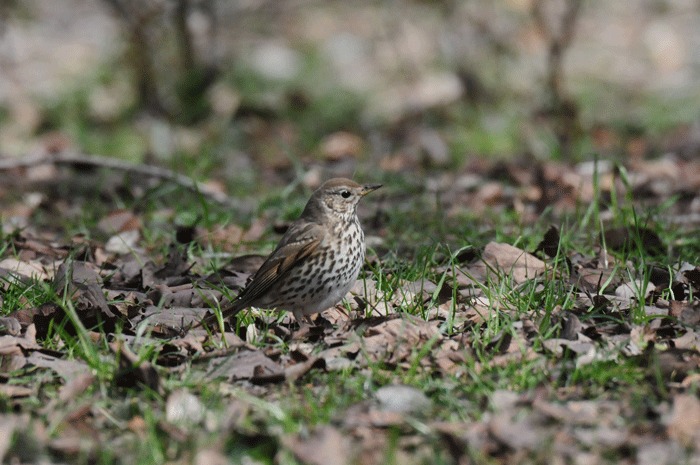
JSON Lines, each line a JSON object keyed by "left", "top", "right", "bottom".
{"left": 360, "top": 184, "right": 382, "bottom": 196}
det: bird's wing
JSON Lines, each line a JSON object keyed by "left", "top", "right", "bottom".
{"left": 234, "top": 221, "right": 324, "bottom": 307}
{"left": 198, "top": 221, "right": 324, "bottom": 326}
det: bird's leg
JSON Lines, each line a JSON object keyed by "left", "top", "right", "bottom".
{"left": 288, "top": 310, "right": 312, "bottom": 339}
{"left": 292, "top": 310, "right": 305, "bottom": 324}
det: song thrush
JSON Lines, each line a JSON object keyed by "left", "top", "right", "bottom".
{"left": 201, "top": 178, "right": 381, "bottom": 327}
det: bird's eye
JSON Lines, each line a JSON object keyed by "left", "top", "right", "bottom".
{"left": 340, "top": 190, "right": 351, "bottom": 199}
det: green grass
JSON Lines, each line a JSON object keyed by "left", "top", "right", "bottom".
{"left": 4, "top": 3, "right": 700, "bottom": 461}
{"left": 1, "top": 153, "right": 699, "bottom": 464}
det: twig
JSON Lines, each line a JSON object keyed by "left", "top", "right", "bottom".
{"left": 0, "top": 151, "right": 236, "bottom": 207}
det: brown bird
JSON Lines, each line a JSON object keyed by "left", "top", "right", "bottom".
{"left": 200, "top": 178, "right": 381, "bottom": 327}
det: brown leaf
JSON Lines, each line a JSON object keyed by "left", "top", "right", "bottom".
{"left": 284, "top": 426, "right": 350, "bottom": 465}
{"left": 575, "top": 268, "right": 618, "bottom": 294}
{"left": 0, "top": 415, "right": 29, "bottom": 460}
{"left": 668, "top": 394, "right": 700, "bottom": 446}
{"left": 534, "top": 399, "right": 621, "bottom": 427}
{"left": 0, "top": 258, "right": 50, "bottom": 283}
{"left": 54, "top": 261, "right": 114, "bottom": 318}
{"left": 603, "top": 226, "right": 664, "bottom": 255}
{"left": 110, "top": 340, "right": 159, "bottom": 391}
{"left": 104, "top": 230, "right": 140, "bottom": 254}
{"left": 25, "top": 351, "right": 90, "bottom": 383}
{"left": 399, "top": 278, "right": 452, "bottom": 306}
{"left": 361, "top": 314, "right": 441, "bottom": 366}
{"left": 152, "top": 284, "right": 224, "bottom": 308}
{"left": 205, "top": 349, "right": 283, "bottom": 382}
{"left": 672, "top": 330, "right": 698, "bottom": 350}
{"left": 641, "top": 342, "right": 700, "bottom": 382}
{"left": 58, "top": 373, "right": 97, "bottom": 402}
{"left": 678, "top": 301, "right": 700, "bottom": 326}
{"left": 22, "top": 303, "right": 62, "bottom": 338}
{"left": 669, "top": 300, "right": 688, "bottom": 319}
{"left": 434, "top": 339, "right": 470, "bottom": 375}
{"left": 614, "top": 279, "right": 655, "bottom": 302}
{"left": 489, "top": 411, "right": 544, "bottom": 451}
{"left": 0, "top": 317, "right": 22, "bottom": 336}
{"left": 153, "top": 245, "right": 192, "bottom": 281}
{"left": 167, "top": 332, "right": 205, "bottom": 354}
{"left": 11, "top": 231, "right": 66, "bottom": 259}
{"left": 0, "top": 383, "right": 33, "bottom": 398}
{"left": 683, "top": 266, "right": 700, "bottom": 291}
{"left": 0, "top": 329, "right": 42, "bottom": 355}
{"left": 471, "top": 242, "right": 547, "bottom": 285}
{"left": 534, "top": 225, "right": 562, "bottom": 258}
{"left": 484, "top": 347, "right": 540, "bottom": 369}
{"left": 559, "top": 311, "right": 582, "bottom": 340}
{"left": 132, "top": 305, "right": 210, "bottom": 333}
{"left": 280, "top": 356, "right": 325, "bottom": 384}
{"left": 96, "top": 209, "right": 141, "bottom": 234}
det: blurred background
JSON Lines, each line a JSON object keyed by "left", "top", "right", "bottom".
{"left": 1, "top": 0, "right": 700, "bottom": 193}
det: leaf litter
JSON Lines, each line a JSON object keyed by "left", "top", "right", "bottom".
{"left": 1, "top": 157, "right": 700, "bottom": 463}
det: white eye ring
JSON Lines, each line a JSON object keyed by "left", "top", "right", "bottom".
{"left": 340, "top": 190, "right": 351, "bottom": 198}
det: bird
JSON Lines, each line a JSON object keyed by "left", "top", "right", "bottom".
{"left": 199, "top": 178, "right": 381, "bottom": 328}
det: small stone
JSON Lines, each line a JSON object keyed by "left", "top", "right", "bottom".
{"left": 375, "top": 385, "right": 431, "bottom": 415}
{"left": 166, "top": 390, "right": 206, "bottom": 427}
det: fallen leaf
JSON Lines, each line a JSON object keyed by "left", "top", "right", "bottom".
{"left": 110, "top": 340, "right": 159, "bottom": 391}
{"left": 284, "top": 425, "right": 350, "bottom": 465}
{"left": 0, "top": 258, "right": 49, "bottom": 282}
{"left": 668, "top": 394, "right": 700, "bottom": 446}
{"left": 470, "top": 242, "right": 547, "bottom": 285}
{"left": 205, "top": 349, "right": 283, "bottom": 382}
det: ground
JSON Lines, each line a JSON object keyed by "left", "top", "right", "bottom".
{"left": 1, "top": 1, "right": 700, "bottom": 464}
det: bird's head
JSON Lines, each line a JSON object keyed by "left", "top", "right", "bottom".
{"left": 304, "top": 178, "right": 381, "bottom": 221}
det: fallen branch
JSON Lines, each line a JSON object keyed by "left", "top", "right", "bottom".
{"left": 0, "top": 151, "right": 236, "bottom": 207}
